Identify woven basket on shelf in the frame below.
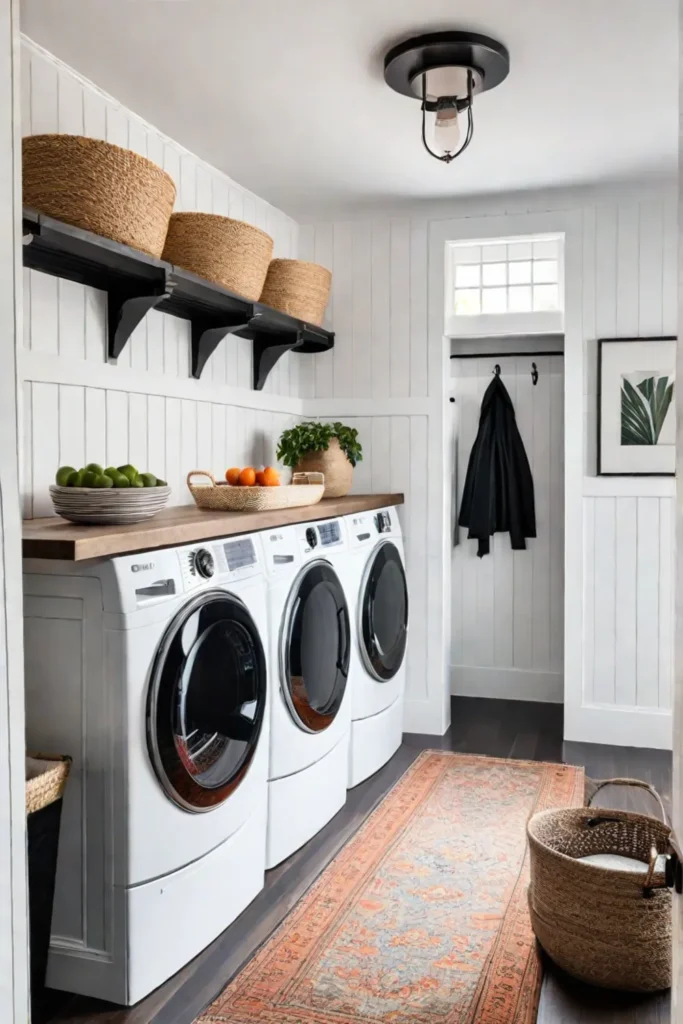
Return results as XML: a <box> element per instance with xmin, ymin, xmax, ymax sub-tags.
<box><xmin>527</xmin><ymin>778</ymin><xmax>673</xmax><ymax>992</ymax></box>
<box><xmin>260</xmin><ymin>258</ymin><xmax>331</xmax><ymax>325</ymax></box>
<box><xmin>23</xmin><ymin>134</ymin><xmax>176</xmax><ymax>258</ymax></box>
<box><xmin>294</xmin><ymin>438</ymin><xmax>353</xmax><ymax>498</ymax></box>
<box><xmin>162</xmin><ymin>213</ymin><xmax>273</xmax><ymax>300</ymax></box>
<box><xmin>187</xmin><ymin>471</ymin><xmax>325</xmax><ymax>512</ymax></box>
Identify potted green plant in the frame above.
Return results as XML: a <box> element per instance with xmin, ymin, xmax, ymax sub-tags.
<box><xmin>277</xmin><ymin>421</ymin><xmax>363</xmax><ymax>498</ymax></box>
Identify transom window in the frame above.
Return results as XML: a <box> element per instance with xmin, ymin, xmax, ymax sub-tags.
<box><xmin>446</xmin><ymin>235</ymin><xmax>564</xmax><ymax>337</ymax></box>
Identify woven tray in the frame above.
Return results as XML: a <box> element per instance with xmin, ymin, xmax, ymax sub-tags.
<box><xmin>187</xmin><ymin>471</ymin><xmax>325</xmax><ymax>512</ymax></box>
<box><xmin>50</xmin><ymin>484</ymin><xmax>171</xmax><ymax>524</ymax></box>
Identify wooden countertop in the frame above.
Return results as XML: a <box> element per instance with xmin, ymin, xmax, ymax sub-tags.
<box><xmin>22</xmin><ymin>493</ymin><xmax>404</xmax><ymax>562</ymax></box>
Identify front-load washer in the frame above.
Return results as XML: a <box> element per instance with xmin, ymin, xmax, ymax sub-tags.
<box><xmin>23</xmin><ymin>534</ymin><xmax>270</xmax><ymax>1005</ymax></box>
<box><xmin>262</xmin><ymin>517</ymin><xmax>353</xmax><ymax>868</ymax></box>
<box><xmin>345</xmin><ymin>506</ymin><xmax>408</xmax><ymax>787</ymax></box>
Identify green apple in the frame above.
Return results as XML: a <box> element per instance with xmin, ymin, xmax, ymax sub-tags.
<box><xmin>94</xmin><ymin>474</ymin><xmax>114</xmax><ymax>488</ymax></box>
<box><xmin>85</xmin><ymin>462</ymin><xmax>104</xmax><ymax>476</ymax></box>
<box><xmin>140</xmin><ymin>472</ymin><xmax>157</xmax><ymax>487</ymax></box>
<box><xmin>65</xmin><ymin>469</ymin><xmax>82</xmax><ymax>487</ymax></box>
<box><xmin>156</xmin><ymin>479</ymin><xmax>168</xmax><ymax>487</ymax></box>
<box><xmin>82</xmin><ymin>470</ymin><xmax>99</xmax><ymax>488</ymax></box>
<box><xmin>112</xmin><ymin>473</ymin><xmax>130</xmax><ymax>488</ymax></box>
<box><xmin>117</xmin><ymin>464</ymin><xmax>139</xmax><ymax>483</ymax></box>
<box><xmin>55</xmin><ymin>465</ymin><xmax>76</xmax><ymax>486</ymax></box>
<box><xmin>130</xmin><ymin>476</ymin><xmax>145</xmax><ymax>488</ymax></box>
<box><xmin>104</xmin><ymin>466</ymin><xmax>119</xmax><ymax>480</ymax></box>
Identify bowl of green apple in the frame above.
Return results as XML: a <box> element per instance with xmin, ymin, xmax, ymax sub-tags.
<box><xmin>50</xmin><ymin>463</ymin><xmax>171</xmax><ymax>524</ymax></box>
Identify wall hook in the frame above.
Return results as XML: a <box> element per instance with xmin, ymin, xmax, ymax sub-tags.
<box><xmin>493</xmin><ymin>364</ymin><xmax>501</xmax><ymax>376</ymax></box>
<box><xmin>531</xmin><ymin>362</ymin><xmax>538</xmax><ymax>386</ymax></box>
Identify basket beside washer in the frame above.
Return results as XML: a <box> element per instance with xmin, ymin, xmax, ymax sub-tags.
<box><xmin>527</xmin><ymin>778</ymin><xmax>673</xmax><ymax>992</ymax></box>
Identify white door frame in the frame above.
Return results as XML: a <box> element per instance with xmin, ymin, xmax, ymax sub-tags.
<box><xmin>0</xmin><ymin>0</ymin><xmax>28</xmax><ymax>1018</ymax></box>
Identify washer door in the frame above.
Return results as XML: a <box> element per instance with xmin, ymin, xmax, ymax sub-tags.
<box><xmin>147</xmin><ymin>590</ymin><xmax>266</xmax><ymax>812</ymax></box>
<box><xmin>360</xmin><ymin>541</ymin><xmax>409</xmax><ymax>681</ymax></box>
<box><xmin>282</xmin><ymin>560</ymin><xmax>350</xmax><ymax>733</ymax></box>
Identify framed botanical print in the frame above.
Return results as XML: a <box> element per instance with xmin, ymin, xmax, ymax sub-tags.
<box><xmin>597</xmin><ymin>336</ymin><xmax>676</xmax><ymax>475</ymax></box>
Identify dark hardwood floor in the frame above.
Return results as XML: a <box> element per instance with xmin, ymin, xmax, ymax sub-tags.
<box><xmin>45</xmin><ymin>697</ymin><xmax>672</xmax><ymax>1024</ymax></box>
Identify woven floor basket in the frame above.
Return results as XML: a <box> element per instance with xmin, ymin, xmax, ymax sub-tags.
<box><xmin>26</xmin><ymin>754</ymin><xmax>71</xmax><ymax>815</ymax></box>
<box><xmin>23</xmin><ymin>134</ymin><xmax>176</xmax><ymax>258</ymax></box>
<box><xmin>527</xmin><ymin>778</ymin><xmax>673</xmax><ymax>992</ymax></box>
<box><xmin>162</xmin><ymin>213</ymin><xmax>273</xmax><ymax>300</ymax></box>
<box><xmin>187</xmin><ymin>471</ymin><xmax>324</xmax><ymax>512</ymax></box>
<box><xmin>260</xmin><ymin>258</ymin><xmax>332</xmax><ymax>326</ymax></box>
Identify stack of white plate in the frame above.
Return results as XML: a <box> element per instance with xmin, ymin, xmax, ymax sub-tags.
<box><xmin>49</xmin><ymin>484</ymin><xmax>171</xmax><ymax>525</ymax></box>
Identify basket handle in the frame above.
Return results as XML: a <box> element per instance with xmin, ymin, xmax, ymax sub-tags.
<box><xmin>587</xmin><ymin>777</ymin><xmax>668</xmax><ymax>825</ymax></box>
<box><xmin>292</xmin><ymin>471</ymin><xmax>325</xmax><ymax>486</ymax></box>
<box><xmin>186</xmin><ymin>470</ymin><xmax>217</xmax><ymax>489</ymax></box>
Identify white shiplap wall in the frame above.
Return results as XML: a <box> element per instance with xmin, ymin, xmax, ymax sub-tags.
<box><xmin>302</xmin><ymin>184</ymin><xmax>677</xmax><ymax>746</ymax></box>
<box><xmin>21</xmin><ymin>36</ymin><xmax>310</xmax><ymax>519</ymax></box>
<box><xmin>450</xmin><ymin>355</ymin><xmax>564</xmax><ymax>703</ymax></box>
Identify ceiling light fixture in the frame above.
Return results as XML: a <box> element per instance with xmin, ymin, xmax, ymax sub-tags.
<box><xmin>384</xmin><ymin>31</ymin><xmax>510</xmax><ymax>165</ymax></box>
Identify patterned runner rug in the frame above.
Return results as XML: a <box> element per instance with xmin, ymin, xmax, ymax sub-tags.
<box><xmin>196</xmin><ymin>751</ymin><xmax>584</xmax><ymax>1024</ymax></box>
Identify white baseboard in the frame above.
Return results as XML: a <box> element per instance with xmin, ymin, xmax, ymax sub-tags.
<box><xmin>450</xmin><ymin>665</ymin><xmax>563</xmax><ymax>703</ymax></box>
<box><xmin>403</xmin><ymin>699</ymin><xmax>449</xmax><ymax>736</ymax></box>
<box><xmin>564</xmin><ymin>704</ymin><xmax>672</xmax><ymax>751</ymax></box>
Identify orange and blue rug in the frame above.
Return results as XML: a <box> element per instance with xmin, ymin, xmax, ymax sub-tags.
<box><xmin>196</xmin><ymin>751</ymin><xmax>584</xmax><ymax>1024</ymax></box>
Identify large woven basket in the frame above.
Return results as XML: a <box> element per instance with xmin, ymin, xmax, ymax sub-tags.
<box><xmin>50</xmin><ymin>484</ymin><xmax>171</xmax><ymax>524</ymax></box>
<box><xmin>23</xmin><ymin>134</ymin><xmax>176</xmax><ymax>258</ymax></box>
<box><xmin>187</xmin><ymin>471</ymin><xmax>324</xmax><ymax>512</ymax></box>
<box><xmin>295</xmin><ymin>438</ymin><xmax>353</xmax><ymax>498</ymax></box>
<box><xmin>26</xmin><ymin>754</ymin><xmax>71</xmax><ymax>815</ymax></box>
<box><xmin>527</xmin><ymin>778</ymin><xmax>673</xmax><ymax>992</ymax></box>
<box><xmin>162</xmin><ymin>213</ymin><xmax>273</xmax><ymax>300</ymax></box>
<box><xmin>260</xmin><ymin>258</ymin><xmax>331</xmax><ymax>325</ymax></box>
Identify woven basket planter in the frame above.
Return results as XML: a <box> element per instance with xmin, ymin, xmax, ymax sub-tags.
<box><xmin>260</xmin><ymin>258</ymin><xmax>331</xmax><ymax>326</ymax></box>
<box><xmin>162</xmin><ymin>213</ymin><xmax>273</xmax><ymax>300</ymax></box>
<box><xmin>187</xmin><ymin>471</ymin><xmax>324</xmax><ymax>512</ymax></box>
<box><xmin>527</xmin><ymin>778</ymin><xmax>673</xmax><ymax>992</ymax></box>
<box><xmin>294</xmin><ymin>438</ymin><xmax>353</xmax><ymax>498</ymax></box>
<box><xmin>23</xmin><ymin>134</ymin><xmax>176</xmax><ymax>258</ymax></box>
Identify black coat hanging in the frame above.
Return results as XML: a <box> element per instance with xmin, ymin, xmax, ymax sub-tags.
<box><xmin>458</xmin><ymin>371</ymin><xmax>536</xmax><ymax>557</ymax></box>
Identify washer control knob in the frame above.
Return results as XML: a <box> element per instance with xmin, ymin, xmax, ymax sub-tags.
<box><xmin>305</xmin><ymin>527</ymin><xmax>318</xmax><ymax>549</ymax></box>
<box><xmin>194</xmin><ymin>548</ymin><xmax>215</xmax><ymax>578</ymax></box>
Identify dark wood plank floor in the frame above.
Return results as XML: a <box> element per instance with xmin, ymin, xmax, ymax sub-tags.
<box><xmin>45</xmin><ymin>697</ymin><xmax>672</xmax><ymax>1024</ymax></box>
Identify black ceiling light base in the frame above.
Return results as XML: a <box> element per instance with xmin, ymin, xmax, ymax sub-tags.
<box><xmin>384</xmin><ymin>31</ymin><xmax>510</xmax><ymax>103</ymax></box>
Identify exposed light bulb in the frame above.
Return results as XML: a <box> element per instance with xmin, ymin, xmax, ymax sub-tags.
<box><xmin>433</xmin><ymin>99</ymin><xmax>460</xmax><ymax>157</ymax></box>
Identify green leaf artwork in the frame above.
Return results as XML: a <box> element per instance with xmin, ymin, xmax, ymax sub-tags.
<box><xmin>620</xmin><ymin>373</ymin><xmax>674</xmax><ymax>446</ymax></box>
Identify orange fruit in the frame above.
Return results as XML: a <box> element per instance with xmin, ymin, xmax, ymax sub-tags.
<box><xmin>225</xmin><ymin>467</ymin><xmax>241</xmax><ymax>485</ymax></box>
<box><xmin>239</xmin><ymin>467</ymin><xmax>256</xmax><ymax>487</ymax></box>
<box><xmin>262</xmin><ymin>466</ymin><xmax>280</xmax><ymax>487</ymax></box>
<box><xmin>255</xmin><ymin>470</ymin><xmax>266</xmax><ymax>486</ymax></box>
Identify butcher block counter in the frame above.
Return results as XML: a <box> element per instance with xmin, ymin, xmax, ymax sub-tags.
<box><xmin>23</xmin><ymin>493</ymin><xmax>405</xmax><ymax>562</ymax></box>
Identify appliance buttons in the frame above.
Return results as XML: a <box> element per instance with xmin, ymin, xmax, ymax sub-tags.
<box><xmin>305</xmin><ymin>527</ymin><xmax>318</xmax><ymax>549</ymax></box>
<box><xmin>193</xmin><ymin>548</ymin><xmax>215</xmax><ymax>578</ymax></box>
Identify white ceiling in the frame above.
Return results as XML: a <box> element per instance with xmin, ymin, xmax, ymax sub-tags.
<box><xmin>20</xmin><ymin>0</ymin><xmax>678</xmax><ymax>218</ymax></box>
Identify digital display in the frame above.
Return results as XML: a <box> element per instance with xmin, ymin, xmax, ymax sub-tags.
<box><xmin>319</xmin><ymin>521</ymin><xmax>341</xmax><ymax>546</ymax></box>
<box><xmin>224</xmin><ymin>538</ymin><xmax>256</xmax><ymax>571</ymax></box>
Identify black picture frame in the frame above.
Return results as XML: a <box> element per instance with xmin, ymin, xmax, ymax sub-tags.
<box><xmin>597</xmin><ymin>336</ymin><xmax>677</xmax><ymax>476</ymax></box>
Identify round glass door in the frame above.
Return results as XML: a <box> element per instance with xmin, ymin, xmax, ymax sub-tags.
<box><xmin>147</xmin><ymin>590</ymin><xmax>266</xmax><ymax>812</ymax></box>
<box><xmin>282</xmin><ymin>561</ymin><xmax>350</xmax><ymax>733</ymax></box>
<box><xmin>360</xmin><ymin>542</ymin><xmax>408</xmax><ymax>681</ymax></box>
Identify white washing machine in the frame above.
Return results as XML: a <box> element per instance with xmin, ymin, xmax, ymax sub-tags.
<box><xmin>262</xmin><ymin>517</ymin><xmax>353</xmax><ymax>868</ymax></box>
<box><xmin>23</xmin><ymin>535</ymin><xmax>270</xmax><ymax>1005</ymax></box>
<box><xmin>346</xmin><ymin>507</ymin><xmax>408</xmax><ymax>787</ymax></box>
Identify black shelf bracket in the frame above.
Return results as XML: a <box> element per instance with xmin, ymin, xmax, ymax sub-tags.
<box><xmin>191</xmin><ymin>313</ymin><xmax>254</xmax><ymax>379</ymax></box>
<box><xmin>253</xmin><ymin>329</ymin><xmax>305</xmax><ymax>390</ymax></box>
<box><xmin>108</xmin><ymin>271</ymin><xmax>175</xmax><ymax>361</ymax></box>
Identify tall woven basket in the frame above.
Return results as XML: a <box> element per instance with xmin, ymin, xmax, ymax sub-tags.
<box><xmin>23</xmin><ymin>134</ymin><xmax>176</xmax><ymax>258</ymax></box>
<box><xmin>260</xmin><ymin>258</ymin><xmax>331</xmax><ymax>325</ymax></box>
<box><xmin>26</xmin><ymin>754</ymin><xmax>72</xmax><ymax>1020</ymax></box>
<box><xmin>527</xmin><ymin>778</ymin><xmax>673</xmax><ymax>992</ymax></box>
<box><xmin>294</xmin><ymin>438</ymin><xmax>353</xmax><ymax>498</ymax></box>
<box><xmin>162</xmin><ymin>213</ymin><xmax>273</xmax><ymax>300</ymax></box>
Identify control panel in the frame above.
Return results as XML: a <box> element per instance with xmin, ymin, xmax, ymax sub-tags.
<box><xmin>178</xmin><ymin>536</ymin><xmax>262</xmax><ymax>590</ymax></box>
<box><xmin>262</xmin><ymin>528</ymin><xmax>301</xmax><ymax>576</ymax></box>
<box><xmin>348</xmin><ymin>508</ymin><xmax>397</xmax><ymax>549</ymax></box>
<box><xmin>295</xmin><ymin>518</ymin><xmax>346</xmax><ymax>557</ymax></box>
<box><xmin>375</xmin><ymin>510</ymin><xmax>393</xmax><ymax>534</ymax></box>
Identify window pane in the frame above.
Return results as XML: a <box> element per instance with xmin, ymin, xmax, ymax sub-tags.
<box><xmin>482</xmin><ymin>287</ymin><xmax>507</xmax><ymax>314</ymax></box>
<box><xmin>533</xmin><ymin>239</ymin><xmax>558</xmax><ymax>259</ymax></box>
<box><xmin>533</xmin><ymin>284</ymin><xmax>559</xmax><ymax>311</ymax></box>
<box><xmin>451</xmin><ymin>244</ymin><xmax>481</xmax><ymax>264</ymax></box>
<box><xmin>482</xmin><ymin>262</ymin><xmax>506</xmax><ymax>286</ymax></box>
<box><xmin>508</xmin><ymin>261</ymin><xmax>531</xmax><ymax>285</ymax></box>
<box><xmin>481</xmin><ymin>243</ymin><xmax>507</xmax><ymax>262</ymax></box>
<box><xmin>508</xmin><ymin>240</ymin><xmax>532</xmax><ymax>261</ymax></box>
<box><xmin>533</xmin><ymin>259</ymin><xmax>558</xmax><ymax>283</ymax></box>
<box><xmin>508</xmin><ymin>285</ymin><xmax>532</xmax><ymax>312</ymax></box>
<box><xmin>455</xmin><ymin>263</ymin><xmax>481</xmax><ymax>287</ymax></box>
<box><xmin>454</xmin><ymin>288</ymin><xmax>481</xmax><ymax>315</ymax></box>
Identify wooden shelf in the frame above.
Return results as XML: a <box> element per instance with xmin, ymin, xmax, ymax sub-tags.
<box><xmin>22</xmin><ymin>208</ymin><xmax>334</xmax><ymax>389</ymax></box>
<box><xmin>22</xmin><ymin>494</ymin><xmax>404</xmax><ymax>562</ymax></box>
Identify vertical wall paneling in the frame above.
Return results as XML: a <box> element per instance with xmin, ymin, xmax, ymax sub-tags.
<box><xmin>636</xmin><ymin>497</ymin><xmax>661</xmax><ymax>708</ymax></box>
<box><xmin>351</xmin><ymin>222</ymin><xmax>372</xmax><ymax>401</ymax></box>
<box><xmin>409</xmin><ymin>222</ymin><xmax>429</xmax><ymax>399</ymax></box>
<box><xmin>592</xmin><ymin>498</ymin><xmax>617</xmax><ymax>704</ymax></box>
<box><xmin>370</xmin><ymin>222</ymin><xmax>391</xmax><ymax>400</ymax></box>
<box><xmin>614</xmin><ymin>497</ymin><xmax>638</xmax><ymax>706</ymax></box>
<box><xmin>389</xmin><ymin>222</ymin><xmax>411</xmax><ymax>399</ymax></box>
<box><xmin>31</xmin><ymin>382</ymin><xmax>59</xmax><ymax>519</ymax></box>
